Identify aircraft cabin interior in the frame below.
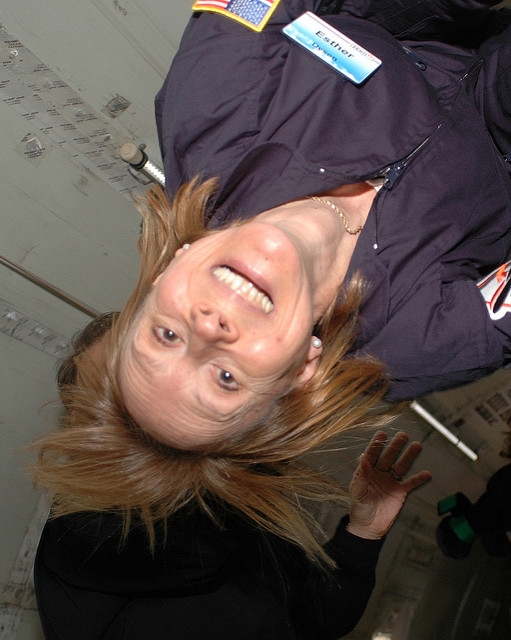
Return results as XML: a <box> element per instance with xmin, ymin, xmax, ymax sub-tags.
<box><xmin>1</xmin><ymin>1</ymin><xmax>511</xmax><ymax>638</ymax></box>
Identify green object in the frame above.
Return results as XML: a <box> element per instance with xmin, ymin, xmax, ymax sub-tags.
<box><xmin>449</xmin><ymin>514</ymin><xmax>477</xmax><ymax>543</ymax></box>
<box><xmin>438</xmin><ymin>494</ymin><xmax>459</xmax><ymax>516</ymax></box>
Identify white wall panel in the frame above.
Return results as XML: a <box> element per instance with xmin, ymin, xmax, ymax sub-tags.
<box><xmin>0</xmin><ymin>3</ymin><xmax>191</xmax><ymax>637</ymax></box>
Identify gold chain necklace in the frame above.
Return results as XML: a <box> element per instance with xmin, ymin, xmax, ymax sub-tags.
<box><xmin>308</xmin><ymin>196</ymin><xmax>364</xmax><ymax>235</ymax></box>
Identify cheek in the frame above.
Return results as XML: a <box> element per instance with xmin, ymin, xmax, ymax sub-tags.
<box><xmin>156</xmin><ymin>275</ymin><xmax>186</xmax><ymax>308</ymax></box>
<box><xmin>243</xmin><ymin>338</ymin><xmax>303</xmax><ymax>377</ymax></box>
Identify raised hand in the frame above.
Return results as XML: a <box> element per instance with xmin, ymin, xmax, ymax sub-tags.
<box><xmin>346</xmin><ymin>430</ymin><xmax>432</xmax><ymax>540</ymax></box>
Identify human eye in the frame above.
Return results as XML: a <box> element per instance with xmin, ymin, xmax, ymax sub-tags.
<box><xmin>153</xmin><ymin>327</ymin><xmax>181</xmax><ymax>345</ymax></box>
<box><xmin>216</xmin><ymin>368</ymin><xmax>239</xmax><ymax>392</ymax></box>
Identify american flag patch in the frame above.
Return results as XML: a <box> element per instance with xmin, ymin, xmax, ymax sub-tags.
<box><xmin>192</xmin><ymin>0</ymin><xmax>281</xmax><ymax>32</ymax></box>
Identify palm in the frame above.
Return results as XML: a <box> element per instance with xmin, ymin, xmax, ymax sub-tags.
<box><xmin>348</xmin><ymin>431</ymin><xmax>431</xmax><ymax>539</ymax></box>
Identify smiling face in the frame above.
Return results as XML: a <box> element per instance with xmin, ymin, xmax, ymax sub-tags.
<box><xmin>120</xmin><ymin>218</ymin><xmax>324</xmax><ymax>449</ymax></box>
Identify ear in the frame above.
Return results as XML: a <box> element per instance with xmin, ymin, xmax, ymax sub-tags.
<box><xmin>174</xmin><ymin>243</ymin><xmax>191</xmax><ymax>259</ymax></box>
<box><xmin>291</xmin><ymin>336</ymin><xmax>322</xmax><ymax>390</ymax></box>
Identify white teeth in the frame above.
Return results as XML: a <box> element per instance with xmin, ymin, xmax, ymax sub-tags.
<box><xmin>212</xmin><ymin>266</ymin><xmax>274</xmax><ymax>314</ymax></box>
<box><xmin>231</xmin><ymin>274</ymin><xmax>243</xmax><ymax>289</ymax></box>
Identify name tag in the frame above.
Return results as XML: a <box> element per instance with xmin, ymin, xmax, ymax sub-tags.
<box><xmin>283</xmin><ymin>12</ymin><xmax>382</xmax><ymax>84</ymax></box>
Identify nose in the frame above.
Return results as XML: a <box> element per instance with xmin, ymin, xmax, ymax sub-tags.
<box><xmin>190</xmin><ymin>304</ymin><xmax>239</xmax><ymax>345</ymax></box>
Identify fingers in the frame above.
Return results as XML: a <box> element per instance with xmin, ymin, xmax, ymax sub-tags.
<box><xmin>364</xmin><ymin>430</ymin><xmax>430</xmax><ymax>483</ymax></box>
<box><xmin>362</xmin><ymin>430</ymin><xmax>388</xmax><ymax>468</ymax></box>
<box><xmin>391</xmin><ymin>440</ymin><xmax>423</xmax><ymax>478</ymax></box>
<box><xmin>401</xmin><ymin>470</ymin><xmax>432</xmax><ymax>494</ymax></box>
<box><xmin>369</xmin><ymin>431</ymin><xmax>409</xmax><ymax>472</ymax></box>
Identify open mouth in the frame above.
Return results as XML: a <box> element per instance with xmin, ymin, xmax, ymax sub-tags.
<box><xmin>212</xmin><ymin>266</ymin><xmax>274</xmax><ymax>314</ymax></box>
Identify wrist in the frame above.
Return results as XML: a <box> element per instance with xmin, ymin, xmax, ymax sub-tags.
<box><xmin>346</xmin><ymin>521</ymin><xmax>384</xmax><ymax>540</ymax></box>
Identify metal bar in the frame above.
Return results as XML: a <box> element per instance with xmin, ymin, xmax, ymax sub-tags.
<box><xmin>0</xmin><ymin>255</ymin><xmax>99</xmax><ymax>318</ymax></box>
<box><xmin>410</xmin><ymin>400</ymin><xmax>479</xmax><ymax>462</ymax></box>
<box><xmin>120</xmin><ymin>142</ymin><xmax>165</xmax><ymax>187</ymax></box>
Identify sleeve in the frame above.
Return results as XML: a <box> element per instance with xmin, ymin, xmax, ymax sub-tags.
<box><xmin>339</xmin><ymin>0</ymin><xmax>502</xmax><ymax>40</ymax></box>
<box><xmin>154</xmin><ymin>9</ymin><xmax>282</xmax><ymax>199</ymax></box>
<box><xmin>34</xmin><ymin>516</ymin><xmax>130</xmax><ymax>640</ymax></box>
<box><xmin>477</xmin><ymin>16</ymin><xmax>511</xmax><ymax>159</ymax></box>
<box><xmin>369</xmin><ymin>277</ymin><xmax>509</xmax><ymax>402</ymax></box>
<box><xmin>154</xmin><ymin>0</ymin><xmax>329</xmax><ymax>201</ymax></box>
<box><xmin>288</xmin><ymin>519</ymin><xmax>384</xmax><ymax>639</ymax></box>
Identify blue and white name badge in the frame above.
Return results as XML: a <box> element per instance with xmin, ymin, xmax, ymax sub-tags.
<box><xmin>283</xmin><ymin>12</ymin><xmax>381</xmax><ymax>84</ymax></box>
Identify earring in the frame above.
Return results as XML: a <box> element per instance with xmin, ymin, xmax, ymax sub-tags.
<box><xmin>182</xmin><ymin>243</ymin><xmax>191</xmax><ymax>250</ymax></box>
<box><xmin>312</xmin><ymin>336</ymin><xmax>322</xmax><ymax>348</ymax></box>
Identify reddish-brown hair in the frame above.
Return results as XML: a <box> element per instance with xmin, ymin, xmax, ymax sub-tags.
<box><xmin>32</xmin><ymin>179</ymin><xmax>393</xmax><ymax>568</ymax></box>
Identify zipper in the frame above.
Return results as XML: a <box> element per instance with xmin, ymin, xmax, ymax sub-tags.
<box><xmin>381</xmin><ymin>124</ymin><xmax>442</xmax><ymax>190</ymax></box>
<box><xmin>402</xmin><ymin>46</ymin><xmax>428</xmax><ymax>71</ymax></box>
<box><xmin>458</xmin><ymin>58</ymin><xmax>483</xmax><ymax>84</ymax></box>
<box><xmin>365</xmin><ymin>123</ymin><xmax>442</xmax><ymax>250</ymax></box>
